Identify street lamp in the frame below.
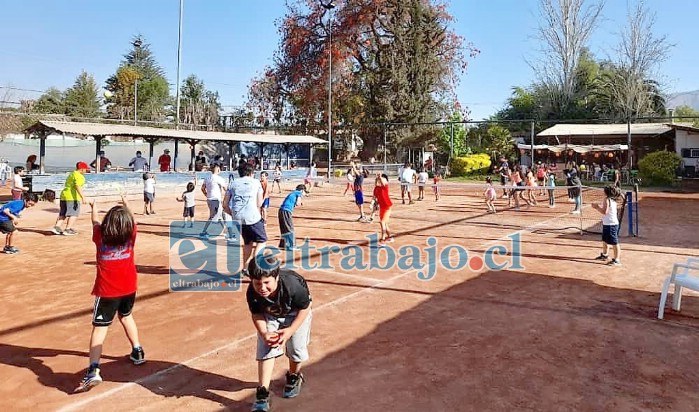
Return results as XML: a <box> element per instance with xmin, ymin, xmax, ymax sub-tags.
<box><xmin>175</xmin><ymin>0</ymin><xmax>184</xmax><ymax>130</ymax></box>
<box><xmin>133</xmin><ymin>39</ymin><xmax>142</xmax><ymax>125</ymax></box>
<box><xmin>320</xmin><ymin>0</ymin><xmax>335</xmax><ymax>180</ymax></box>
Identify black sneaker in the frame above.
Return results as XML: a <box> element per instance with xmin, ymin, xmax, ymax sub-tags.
<box><xmin>251</xmin><ymin>386</ymin><xmax>270</xmax><ymax>411</ymax></box>
<box><xmin>595</xmin><ymin>253</ymin><xmax>608</xmax><ymax>261</ymax></box>
<box><xmin>3</xmin><ymin>246</ymin><xmax>18</xmax><ymax>254</ymax></box>
<box><xmin>129</xmin><ymin>347</ymin><xmax>146</xmax><ymax>365</ymax></box>
<box><xmin>608</xmin><ymin>259</ymin><xmax>621</xmax><ymax>266</ymax></box>
<box><xmin>283</xmin><ymin>371</ymin><xmax>304</xmax><ymax>398</ymax></box>
<box><xmin>74</xmin><ymin>365</ymin><xmax>102</xmax><ymax>393</ymax></box>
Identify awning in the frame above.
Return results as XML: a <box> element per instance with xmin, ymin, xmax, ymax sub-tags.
<box><xmin>517</xmin><ymin>144</ymin><xmax>629</xmax><ymax>153</ymax></box>
<box><xmin>24</xmin><ymin>120</ymin><xmax>328</xmax><ymax>144</ymax></box>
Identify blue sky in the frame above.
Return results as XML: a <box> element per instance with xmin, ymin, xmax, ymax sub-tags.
<box><xmin>0</xmin><ymin>1</ymin><xmax>697</xmax><ymax>120</ymax></box>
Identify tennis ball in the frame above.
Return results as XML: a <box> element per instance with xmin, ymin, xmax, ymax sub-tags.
<box><xmin>104</xmin><ymin>90</ymin><xmax>113</xmax><ymax>99</ymax></box>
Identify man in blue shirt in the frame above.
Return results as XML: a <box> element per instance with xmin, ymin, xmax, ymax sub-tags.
<box><xmin>0</xmin><ymin>193</ymin><xmax>38</xmax><ymax>254</ymax></box>
<box><xmin>278</xmin><ymin>185</ymin><xmax>306</xmax><ymax>250</ymax></box>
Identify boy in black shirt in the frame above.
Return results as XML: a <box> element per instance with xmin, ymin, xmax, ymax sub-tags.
<box><xmin>247</xmin><ymin>254</ymin><xmax>312</xmax><ymax>411</ymax></box>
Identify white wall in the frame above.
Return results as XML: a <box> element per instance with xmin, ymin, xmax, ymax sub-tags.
<box><xmin>675</xmin><ymin>130</ymin><xmax>699</xmax><ymax>167</ymax></box>
<box><xmin>0</xmin><ymin>133</ymin><xmax>222</xmax><ymax>172</ymax></box>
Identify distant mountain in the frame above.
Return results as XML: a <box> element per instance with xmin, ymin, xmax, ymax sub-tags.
<box><xmin>667</xmin><ymin>90</ymin><xmax>699</xmax><ymax>111</ymax></box>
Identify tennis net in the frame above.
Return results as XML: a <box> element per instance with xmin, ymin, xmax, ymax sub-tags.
<box><xmin>350</xmin><ymin>180</ymin><xmax>627</xmax><ymax>235</ymax></box>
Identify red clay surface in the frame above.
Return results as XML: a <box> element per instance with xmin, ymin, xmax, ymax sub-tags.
<box><xmin>1</xmin><ymin>180</ymin><xmax>698</xmax><ymax>411</ymax></box>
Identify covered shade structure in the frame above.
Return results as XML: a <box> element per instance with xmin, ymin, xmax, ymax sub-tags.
<box><xmin>24</xmin><ymin>120</ymin><xmax>327</xmax><ymax>174</ymax></box>
<box><xmin>535</xmin><ymin>123</ymin><xmax>693</xmax><ymax>168</ymax></box>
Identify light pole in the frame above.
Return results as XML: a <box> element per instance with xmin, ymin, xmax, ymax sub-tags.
<box><xmin>175</xmin><ymin>0</ymin><xmax>184</xmax><ymax>130</ymax></box>
<box><xmin>133</xmin><ymin>39</ymin><xmax>142</xmax><ymax>125</ymax></box>
<box><xmin>320</xmin><ymin>0</ymin><xmax>335</xmax><ymax>180</ymax></box>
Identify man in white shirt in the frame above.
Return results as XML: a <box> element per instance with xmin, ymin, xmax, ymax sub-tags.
<box><xmin>223</xmin><ymin>163</ymin><xmax>267</xmax><ymax>275</ymax></box>
<box><xmin>199</xmin><ymin>164</ymin><xmax>228</xmax><ymax>238</ymax></box>
<box><xmin>400</xmin><ymin>162</ymin><xmax>417</xmax><ymax>204</ymax></box>
<box><xmin>0</xmin><ymin>159</ymin><xmax>11</xmax><ymax>187</ymax></box>
<box><xmin>128</xmin><ymin>151</ymin><xmax>149</xmax><ymax>172</ymax></box>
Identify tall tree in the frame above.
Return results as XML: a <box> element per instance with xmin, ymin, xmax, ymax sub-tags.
<box><xmin>179</xmin><ymin>75</ymin><xmax>221</xmax><ymax>128</ymax></box>
<box><xmin>64</xmin><ymin>71</ymin><xmax>101</xmax><ymax>118</ymax></box>
<box><xmin>594</xmin><ymin>0</ymin><xmax>670</xmax><ymax>121</ymax></box>
<box><xmin>248</xmin><ymin>0</ymin><xmax>477</xmax><ymax>158</ymax></box>
<box><xmin>105</xmin><ymin>35</ymin><xmax>171</xmax><ymax>122</ymax></box>
<box><xmin>33</xmin><ymin>87</ymin><xmax>65</xmax><ymax>114</ymax></box>
<box><xmin>533</xmin><ymin>0</ymin><xmax>604</xmax><ymax>117</ymax></box>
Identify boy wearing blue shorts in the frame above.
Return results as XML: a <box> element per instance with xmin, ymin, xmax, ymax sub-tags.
<box><xmin>248</xmin><ymin>254</ymin><xmax>312</xmax><ymax>412</ymax></box>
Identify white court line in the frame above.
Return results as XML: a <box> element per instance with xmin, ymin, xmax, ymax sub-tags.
<box><xmin>57</xmin><ymin>209</ymin><xmax>570</xmax><ymax>411</ymax></box>
<box><xmin>309</xmin><ymin>268</ymin><xmax>384</xmax><ymax>284</ymax></box>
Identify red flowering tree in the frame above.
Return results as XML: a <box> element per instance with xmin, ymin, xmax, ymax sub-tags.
<box><xmin>248</xmin><ymin>0</ymin><xmax>478</xmax><ymax>159</ymax></box>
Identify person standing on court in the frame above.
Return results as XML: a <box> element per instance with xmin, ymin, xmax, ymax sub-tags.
<box><xmin>278</xmin><ymin>184</ymin><xmax>306</xmax><ymax>250</ymax></box>
<box><xmin>158</xmin><ymin>149</ymin><xmax>172</xmax><ymax>172</ymax></box>
<box><xmin>199</xmin><ymin>164</ymin><xmax>227</xmax><ymax>238</ymax></box>
<box><xmin>223</xmin><ymin>163</ymin><xmax>267</xmax><ymax>274</ymax></box>
<box><xmin>400</xmin><ymin>162</ymin><xmax>417</xmax><ymax>205</ymax></box>
<box><xmin>128</xmin><ymin>151</ymin><xmax>149</xmax><ymax>172</ymax></box>
<box><xmin>52</xmin><ymin>162</ymin><xmax>89</xmax><ymax>236</ymax></box>
<box><xmin>247</xmin><ymin>254</ymin><xmax>312</xmax><ymax>411</ymax></box>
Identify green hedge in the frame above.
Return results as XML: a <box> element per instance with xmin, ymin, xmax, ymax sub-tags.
<box><xmin>450</xmin><ymin>153</ymin><xmax>492</xmax><ymax>177</ymax></box>
<box><xmin>638</xmin><ymin>150</ymin><xmax>682</xmax><ymax>185</ymax></box>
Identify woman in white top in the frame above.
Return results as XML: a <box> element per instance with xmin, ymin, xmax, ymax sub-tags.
<box><xmin>592</xmin><ymin>185</ymin><xmax>622</xmax><ymax>266</ymax></box>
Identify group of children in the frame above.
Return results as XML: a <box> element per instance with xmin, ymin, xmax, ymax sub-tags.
<box><xmin>0</xmin><ymin>157</ymin><xmax>624</xmax><ymax>412</ymax></box>
<box><xmin>490</xmin><ymin>160</ymin><xmax>571</xmax><ymax>213</ymax></box>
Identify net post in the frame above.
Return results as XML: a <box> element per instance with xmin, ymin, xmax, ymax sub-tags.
<box><xmin>626</xmin><ymin>191</ymin><xmax>634</xmax><ymax>237</ymax></box>
<box><xmin>633</xmin><ymin>183</ymin><xmax>639</xmax><ymax>237</ymax></box>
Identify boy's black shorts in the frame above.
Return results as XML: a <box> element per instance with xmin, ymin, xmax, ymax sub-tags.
<box><xmin>0</xmin><ymin>220</ymin><xmax>16</xmax><ymax>234</ymax></box>
<box><xmin>92</xmin><ymin>293</ymin><xmax>136</xmax><ymax>326</ymax></box>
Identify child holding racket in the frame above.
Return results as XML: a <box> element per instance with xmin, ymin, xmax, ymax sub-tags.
<box><xmin>75</xmin><ymin>194</ymin><xmax>145</xmax><ymax>393</ymax></box>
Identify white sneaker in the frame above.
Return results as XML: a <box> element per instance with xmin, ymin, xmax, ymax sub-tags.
<box><xmin>571</xmin><ymin>210</ymin><xmax>581</xmax><ymax>215</ymax></box>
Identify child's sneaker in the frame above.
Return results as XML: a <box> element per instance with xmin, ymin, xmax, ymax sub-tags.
<box><xmin>129</xmin><ymin>347</ymin><xmax>146</xmax><ymax>365</ymax></box>
<box><xmin>251</xmin><ymin>386</ymin><xmax>271</xmax><ymax>411</ymax></box>
<box><xmin>62</xmin><ymin>228</ymin><xmax>78</xmax><ymax>236</ymax></box>
<box><xmin>608</xmin><ymin>259</ymin><xmax>621</xmax><ymax>266</ymax></box>
<box><xmin>595</xmin><ymin>253</ymin><xmax>608</xmax><ymax>261</ymax></box>
<box><xmin>74</xmin><ymin>366</ymin><xmax>102</xmax><ymax>393</ymax></box>
<box><xmin>283</xmin><ymin>371</ymin><xmax>304</xmax><ymax>398</ymax></box>
<box><xmin>51</xmin><ymin>226</ymin><xmax>63</xmax><ymax>235</ymax></box>
<box><xmin>3</xmin><ymin>246</ymin><xmax>18</xmax><ymax>254</ymax></box>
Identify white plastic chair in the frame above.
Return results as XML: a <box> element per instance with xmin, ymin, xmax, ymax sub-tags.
<box><xmin>658</xmin><ymin>258</ymin><xmax>699</xmax><ymax>319</ymax></box>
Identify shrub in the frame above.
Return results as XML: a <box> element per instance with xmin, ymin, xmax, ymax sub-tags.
<box><xmin>450</xmin><ymin>153</ymin><xmax>492</xmax><ymax>177</ymax></box>
<box><xmin>638</xmin><ymin>150</ymin><xmax>682</xmax><ymax>185</ymax></box>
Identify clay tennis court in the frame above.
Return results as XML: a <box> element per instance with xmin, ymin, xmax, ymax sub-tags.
<box><xmin>1</xmin><ymin>181</ymin><xmax>699</xmax><ymax>411</ymax></box>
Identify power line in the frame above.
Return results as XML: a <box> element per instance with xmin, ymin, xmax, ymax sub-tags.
<box><xmin>0</xmin><ymin>86</ymin><xmax>45</xmax><ymax>93</ymax></box>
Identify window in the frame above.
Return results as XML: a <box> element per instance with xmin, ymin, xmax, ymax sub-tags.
<box><xmin>681</xmin><ymin>148</ymin><xmax>699</xmax><ymax>158</ymax></box>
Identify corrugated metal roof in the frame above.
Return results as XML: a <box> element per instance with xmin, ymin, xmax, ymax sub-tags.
<box><xmin>25</xmin><ymin>120</ymin><xmax>328</xmax><ymax>144</ymax></box>
<box><xmin>536</xmin><ymin>123</ymin><xmax>687</xmax><ymax>137</ymax></box>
